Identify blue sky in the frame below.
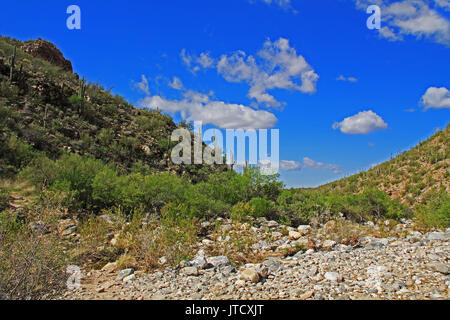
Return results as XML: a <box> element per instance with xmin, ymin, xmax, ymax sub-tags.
<box><xmin>1</xmin><ymin>0</ymin><xmax>449</xmax><ymax>187</ymax></box>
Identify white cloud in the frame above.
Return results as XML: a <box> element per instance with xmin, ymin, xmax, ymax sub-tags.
<box><xmin>185</xmin><ymin>37</ymin><xmax>319</xmax><ymax>108</ymax></box>
<box><xmin>280</xmin><ymin>158</ymin><xmax>343</xmax><ymax>174</ymax></box>
<box><xmin>180</xmin><ymin>49</ymin><xmax>215</xmax><ymax>74</ymax></box>
<box><xmin>337</xmin><ymin>75</ymin><xmax>358</xmax><ymax>82</ymax></box>
<box><xmin>138</xmin><ymin>89</ymin><xmax>278</xmax><ymax>129</ymax></box>
<box><xmin>355</xmin><ymin>0</ymin><xmax>450</xmax><ymax>46</ymax></box>
<box><xmin>252</xmin><ymin>0</ymin><xmax>293</xmax><ymax>10</ymax></box>
<box><xmin>379</xmin><ymin>26</ymin><xmax>404</xmax><ymax>41</ymax></box>
<box><xmin>302</xmin><ymin>157</ymin><xmax>344</xmax><ymax>174</ymax></box>
<box><xmin>420</xmin><ymin>86</ymin><xmax>450</xmax><ymax>109</ymax></box>
<box><xmin>168</xmin><ymin>76</ymin><xmax>184</xmax><ymax>90</ymax></box>
<box><xmin>332</xmin><ymin>110</ymin><xmax>388</xmax><ymax>134</ymax></box>
<box><xmin>135</xmin><ymin>75</ymin><xmax>150</xmax><ymax>95</ymax></box>
<box><xmin>434</xmin><ymin>0</ymin><xmax>450</xmax><ymax>11</ymax></box>
<box><xmin>280</xmin><ymin>160</ymin><xmax>302</xmax><ymax>171</ymax></box>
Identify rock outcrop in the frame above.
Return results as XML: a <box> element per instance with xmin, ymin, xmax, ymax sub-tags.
<box><xmin>21</xmin><ymin>39</ymin><xmax>73</xmax><ymax>72</ymax></box>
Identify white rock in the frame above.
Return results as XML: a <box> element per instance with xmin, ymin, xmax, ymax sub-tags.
<box><xmin>322</xmin><ymin>240</ymin><xmax>337</xmax><ymax>250</ymax></box>
<box><xmin>123</xmin><ymin>274</ymin><xmax>136</xmax><ymax>282</ymax></box>
<box><xmin>207</xmin><ymin>256</ymin><xmax>231</xmax><ymax>268</ymax></box>
<box><xmin>240</xmin><ymin>269</ymin><xmax>260</xmax><ymax>283</ymax></box>
<box><xmin>267</xmin><ymin>220</ymin><xmax>279</xmax><ymax>228</ymax></box>
<box><xmin>324</xmin><ymin>272</ymin><xmax>343</xmax><ymax>282</ymax></box>
<box><xmin>116</xmin><ymin>268</ymin><xmax>134</xmax><ymax>280</ymax></box>
<box><xmin>297</xmin><ymin>225</ymin><xmax>311</xmax><ymax>235</ymax></box>
<box><xmin>182</xmin><ymin>267</ymin><xmax>199</xmax><ymax>276</ymax></box>
<box><xmin>289</xmin><ymin>231</ymin><xmax>302</xmax><ymax>240</ymax></box>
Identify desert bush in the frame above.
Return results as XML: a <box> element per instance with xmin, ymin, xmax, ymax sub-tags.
<box><xmin>230</xmin><ymin>202</ymin><xmax>253</xmax><ymax>222</ymax></box>
<box><xmin>0</xmin><ymin>211</ymin><xmax>67</xmax><ymax>300</ymax></box>
<box><xmin>134</xmin><ymin>215</ymin><xmax>198</xmax><ymax>270</ymax></box>
<box><xmin>343</xmin><ymin>188</ymin><xmax>410</xmax><ymax>221</ymax></box>
<box><xmin>74</xmin><ymin>213</ymin><xmax>121</xmax><ymax>268</ymax></box>
<box><xmin>415</xmin><ymin>189</ymin><xmax>450</xmax><ymax>228</ymax></box>
<box><xmin>248</xmin><ymin>197</ymin><xmax>275</xmax><ymax>218</ymax></box>
<box><xmin>0</xmin><ymin>187</ymin><xmax>9</xmax><ymax>211</ymax></box>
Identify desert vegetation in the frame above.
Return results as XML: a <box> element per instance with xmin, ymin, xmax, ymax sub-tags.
<box><xmin>0</xmin><ymin>35</ymin><xmax>448</xmax><ymax>300</ymax></box>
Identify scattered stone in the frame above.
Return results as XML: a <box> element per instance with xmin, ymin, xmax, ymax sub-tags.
<box><xmin>116</xmin><ymin>268</ymin><xmax>134</xmax><ymax>281</ymax></box>
<box><xmin>63</xmin><ymin>218</ymin><xmax>449</xmax><ymax>301</ymax></box>
<box><xmin>240</xmin><ymin>269</ymin><xmax>260</xmax><ymax>283</ymax></box>
<box><xmin>288</xmin><ymin>231</ymin><xmax>302</xmax><ymax>240</ymax></box>
<box><xmin>430</xmin><ymin>263</ymin><xmax>448</xmax><ymax>275</ymax></box>
<box><xmin>189</xmin><ymin>255</ymin><xmax>208</xmax><ymax>269</ymax></box>
<box><xmin>324</xmin><ymin>272</ymin><xmax>343</xmax><ymax>282</ymax></box>
<box><xmin>182</xmin><ymin>267</ymin><xmax>199</xmax><ymax>276</ymax></box>
<box><xmin>267</xmin><ymin>220</ymin><xmax>278</xmax><ymax>228</ymax></box>
<box><xmin>62</xmin><ymin>226</ymin><xmax>77</xmax><ymax>236</ymax></box>
<box><xmin>159</xmin><ymin>256</ymin><xmax>167</xmax><ymax>265</ymax></box>
<box><xmin>298</xmin><ymin>290</ymin><xmax>314</xmax><ymax>300</ymax></box>
<box><xmin>365</xmin><ymin>238</ymin><xmax>389</xmax><ymax>249</ymax></box>
<box><xmin>101</xmin><ymin>262</ymin><xmax>117</xmax><ymax>272</ymax></box>
<box><xmin>322</xmin><ymin>240</ymin><xmax>337</xmax><ymax>250</ymax></box>
<box><xmin>297</xmin><ymin>225</ymin><xmax>311</xmax><ymax>235</ymax></box>
<box><xmin>427</xmin><ymin>232</ymin><xmax>447</xmax><ymax>241</ymax></box>
<box><xmin>256</xmin><ymin>265</ymin><xmax>269</xmax><ymax>278</ymax></box>
<box><xmin>123</xmin><ymin>274</ymin><xmax>136</xmax><ymax>282</ymax></box>
<box><xmin>207</xmin><ymin>256</ymin><xmax>231</xmax><ymax>268</ymax></box>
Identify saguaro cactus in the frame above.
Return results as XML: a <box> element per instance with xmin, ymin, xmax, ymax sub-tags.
<box><xmin>9</xmin><ymin>46</ymin><xmax>16</xmax><ymax>83</ymax></box>
<box><xmin>78</xmin><ymin>78</ymin><xmax>86</xmax><ymax>98</ymax></box>
<box><xmin>78</xmin><ymin>78</ymin><xmax>86</xmax><ymax>113</ymax></box>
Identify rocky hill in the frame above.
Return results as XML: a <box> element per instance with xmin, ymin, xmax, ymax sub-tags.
<box><xmin>320</xmin><ymin>125</ymin><xmax>449</xmax><ymax>207</ymax></box>
<box><xmin>0</xmin><ymin>35</ymin><xmax>224</xmax><ymax>181</ymax></box>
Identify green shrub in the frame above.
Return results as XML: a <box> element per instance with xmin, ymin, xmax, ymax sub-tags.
<box><xmin>230</xmin><ymin>202</ymin><xmax>253</xmax><ymax>222</ymax></box>
<box><xmin>248</xmin><ymin>197</ymin><xmax>274</xmax><ymax>218</ymax></box>
<box><xmin>415</xmin><ymin>189</ymin><xmax>450</xmax><ymax>228</ymax></box>
<box><xmin>0</xmin><ymin>187</ymin><xmax>10</xmax><ymax>211</ymax></box>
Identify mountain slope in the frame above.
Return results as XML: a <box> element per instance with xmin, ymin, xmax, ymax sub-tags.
<box><xmin>0</xmin><ymin>35</ymin><xmax>225</xmax><ymax>181</ymax></box>
<box><xmin>320</xmin><ymin>124</ymin><xmax>450</xmax><ymax>207</ymax></box>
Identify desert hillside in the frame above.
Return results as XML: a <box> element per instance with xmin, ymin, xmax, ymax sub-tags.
<box><xmin>0</xmin><ymin>36</ymin><xmax>224</xmax><ymax>181</ymax></box>
<box><xmin>320</xmin><ymin>125</ymin><xmax>449</xmax><ymax>207</ymax></box>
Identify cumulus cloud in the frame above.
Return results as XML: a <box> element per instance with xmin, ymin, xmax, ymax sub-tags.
<box><xmin>337</xmin><ymin>75</ymin><xmax>358</xmax><ymax>82</ymax></box>
<box><xmin>332</xmin><ymin>110</ymin><xmax>388</xmax><ymax>134</ymax></box>
<box><xmin>280</xmin><ymin>158</ymin><xmax>343</xmax><ymax>174</ymax></box>
<box><xmin>183</xmin><ymin>38</ymin><xmax>318</xmax><ymax>108</ymax></box>
<box><xmin>168</xmin><ymin>76</ymin><xmax>184</xmax><ymax>90</ymax></box>
<box><xmin>420</xmin><ymin>86</ymin><xmax>450</xmax><ymax>109</ymax></box>
<box><xmin>355</xmin><ymin>0</ymin><xmax>450</xmax><ymax>46</ymax></box>
<box><xmin>138</xmin><ymin>89</ymin><xmax>278</xmax><ymax>129</ymax></box>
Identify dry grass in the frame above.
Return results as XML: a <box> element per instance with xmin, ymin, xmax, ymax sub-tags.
<box><xmin>0</xmin><ymin>210</ymin><xmax>67</xmax><ymax>300</ymax></box>
<box><xmin>206</xmin><ymin>221</ymin><xmax>273</xmax><ymax>266</ymax></box>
